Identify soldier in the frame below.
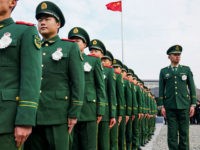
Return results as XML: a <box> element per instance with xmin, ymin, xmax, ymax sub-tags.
<box><xmin>122</xmin><ymin>65</ymin><xmax>132</xmax><ymax>150</ymax></box>
<box><xmin>159</xmin><ymin>45</ymin><xmax>197</xmax><ymax>150</ymax></box>
<box><xmin>127</xmin><ymin>70</ymin><xmax>142</xmax><ymax>150</ymax></box>
<box><xmin>112</xmin><ymin>59</ymin><xmax>125</xmax><ymax>150</ymax></box>
<box><xmin>92</xmin><ymin>48</ymin><xmax>117</xmax><ymax>150</ymax></box>
<box><xmin>0</xmin><ymin>0</ymin><xmax>42</xmax><ymax>149</ymax></box>
<box><xmin>24</xmin><ymin>2</ymin><xmax>84</xmax><ymax>150</ymax></box>
<box><xmin>68</xmin><ymin>31</ymin><xmax>106</xmax><ymax>149</ymax></box>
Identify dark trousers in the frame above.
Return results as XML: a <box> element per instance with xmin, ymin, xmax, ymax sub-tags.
<box><xmin>110</xmin><ymin>122</ymin><xmax>118</xmax><ymax>150</ymax></box>
<box><xmin>0</xmin><ymin>133</ymin><xmax>17</xmax><ymax>150</ymax></box>
<box><xmin>24</xmin><ymin>124</ymin><xmax>69</xmax><ymax>150</ymax></box>
<box><xmin>98</xmin><ymin>121</ymin><xmax>110</xmax><ymax>150</ymax></box>
<box><xmin>166</xmin><ymin>109</ymin><xmax>189</xmax><ymax>150</ymax></box>
<box><xmin>132</xmin><ymin>116</ymin><xmax>140</xmax><ymax>150</ymax></box>
<box><xmin>72</xmin><ymin>121</ymin><xmax>97</xmax><ymax>150</ymax></box>
<box><xmin>118</xmin><ymin>116</ymin><xmax>126</xmax><ymax>150</ymax></box>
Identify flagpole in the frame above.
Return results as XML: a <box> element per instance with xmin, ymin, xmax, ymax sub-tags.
<box><xmin>121</xmin><ymin>0</ymin><xmax>124</xmax><ymax>63</ymax></box>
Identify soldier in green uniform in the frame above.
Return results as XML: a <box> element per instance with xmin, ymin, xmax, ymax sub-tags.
<box><xmin>122</xmin><ymin>65</ymin><xmax>132</xmax><ymax>150</ymax></box>
<box><xmin>24</xmin><ymin>2</ymin><xmax>84</xmax><ymax>150</ymax></box>
<box><xmin>127</xmin><ymin>70</ymin><xmax>142</xmax><ymax>150</ymax></box>
<box><xmin>0</xmin><ymin>0</ymin><xmax>42</xmax><ymax>149</ymax></box>
<box><xmin>68</xmin><ymin>30</ymin><xmax>106</xmax><ymax>149</ymax></box>
<box><xmin>159</xmin><ymin>45</ymin><xmax>197</xmax><ymax>150</ymax></box>
<box><xmin>91</xmin><ymin>48</ymin><xmax>117</xmax><ymax>150</ymax></box>
<box><xmin>112</xmin><ymin>59</ymin><xmax>125</xmax><ymax>150</ymax></box>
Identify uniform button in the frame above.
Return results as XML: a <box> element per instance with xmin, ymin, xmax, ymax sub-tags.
<box><xmin>65</xmin><ymin>96</ymin><xmax>68</xmax><ymax>100</ymax></box>
<box><xmin>175</xmin><ymin>81</ymin><xmax>177</xmax><ymax>84</ymax></box>
<box><xmin>175</xmin><ymin>87</ymin><xmax>177</xmax><ymax>89</ymax></box>
<box><xmin>174</xmin><ymin>76</ymin><xmax>177</xmax><ymax>78</ymax></box>
<box><xmin>175</xmin><ymin>92</ymin><xmax>178</xmax><ymax>95</ymax></box>
<box><xmin>41</xmin><ymin>77</ymin><xmax>43</xmax><ymax>80</ymax></box>
<box><xmin>43</xmin><ymin>53</ymin><xmax>46</xmax><ymax>56</ymax></box>
<box><xmin>93</xmin><ymin>99</ymin><xmax>96</xmax><ymax>102</ymax></box>
<box><xmin>45</xmin><ymin>43</ymin><xmax>48</xmax><ymax>47</ymax></box>
<box><xmin>16</xmin><ymin>96</ymin><xmax>20</xmax><ymax>101</ymax></box>
<box><xmin>41</xmin><ymin>64</ymin><xmax>44</xmax><ymax>67</ymax></box>
<box><xmin>40</xmin><ymin>90</ymin><xmax>42</xmax><ymax>93</ymax></box>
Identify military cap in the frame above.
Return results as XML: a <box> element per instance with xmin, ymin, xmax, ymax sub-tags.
<box><xmin>89</xmin><ymin>39</ymin><xmax>106</xmax><ymax>55</ymax></box>
<box><xmin>68</xmin><ymin>27</ymin><xmax>90</xmax><ymax>47</ymax></box>
<box><xmin>101</xmin><ymin>50</ymin><xmax>114</xmax><ymax>62</ymax></box>
<box><xmin>112</xmin><ymin>59</ymin><xmax>123</xmax><ymax>68</ymax></box>
<box><xmin>127</xmin><ymin>69</ymin><xmax>134</xmax><ymax>76</ymax></box>
<box><xmin>166</xmin><ymin>45</ymin><xmax>182</xmax><ymax>55</ymax></box>
<box><xmin>133</xmin><ymin>74</ymin><xmax>138</xmax><ymax>79</ymax></box>
<box><xmin>122</xmin><ymin>64</ymin><xmax>128</xmax><ymax>73</ymax></box>
<box><xmin>36</xmin><ymin>1</ymin><xmax>65</xmax><ymax>28</ymax></box>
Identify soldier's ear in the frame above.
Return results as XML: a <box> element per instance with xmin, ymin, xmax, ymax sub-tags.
<box><xmin>9</xmin><ymin>0</ymin><xmax>17</xmax><ymax>10</ymax></box>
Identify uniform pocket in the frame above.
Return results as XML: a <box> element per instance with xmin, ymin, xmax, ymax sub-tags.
<box><xmin>55</xmin><ymin>90</ymin><xmax>69</xmax><ymax>101</ymax></box>
<box><xmin>1</xmin><ymin>89</ymin><xmax>19</xmax><ymax>101</ymax></box>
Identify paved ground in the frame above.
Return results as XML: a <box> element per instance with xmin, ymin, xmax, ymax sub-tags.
<box><xmin>141</xmin><ymin>124</ymin><xmax>200</xmax><ymax>150</ymax></box>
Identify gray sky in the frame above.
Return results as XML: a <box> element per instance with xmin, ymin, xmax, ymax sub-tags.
<box><xmin>13</xmin><ymin>0</ymin><xmax>200</xmax><ymax>88</ymax></box>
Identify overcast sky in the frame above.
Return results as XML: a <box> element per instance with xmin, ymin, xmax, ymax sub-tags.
<box><xmin>13</xmin><ymin>0</ymin><xmax>200</xmax><ymax>88</ymax></box>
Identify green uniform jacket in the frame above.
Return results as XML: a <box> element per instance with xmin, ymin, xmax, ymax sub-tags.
<box><xmin>124</xmin><ymin>79</ymin><xmax>132</xmax><ymax>116</ymax></box>
<box><xmin>159</xmin><ymin>65</ymin><xmax>197</xmax><ymax>109</ymax></box>
<box><xmin>37</xmin><ymin>35</ymin><xmax>84</xmax><ymax>125</ymax></box>
<box><xmin>0</xmin><ymin>18</ymin><xmax>42</xmax><ymax>133</ymax></box>
<box><xmin>79</xmin><ymin>53</ymin><xmax>106</xmax><ymax>121</ymax></box>
<box><xmin>102</xmin><ymin>66</ymin><xmax>117</xmax><ymax>121</ymax></box>
<box><xmin>115</xmin><ymin>73</ymin><xmax>125</xmax><ymax>116</ymax></box>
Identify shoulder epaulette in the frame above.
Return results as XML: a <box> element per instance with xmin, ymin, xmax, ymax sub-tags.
<box><xmin>88</xmin><ymin>54</ymin><xmax>98</xmax><ymax>58</ymax></box>
<box><xmin>16</xmin><ymin>21</ymin><xmax>34</xmax><ymax>26</ymax></box>
<box><xmin>61</xmin><ymin>38</ymin><xmax>75</xmax><ymax>42</ymax></box>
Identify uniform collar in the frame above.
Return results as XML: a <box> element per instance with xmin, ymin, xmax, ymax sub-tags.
<box><xmin>42</xmin><ymin>35</ymin><xmax>60</xmax><ymax>46</ymax></box>
<box><xmin>0</xmin><ymin>18</ymin><xmax>14</xmax><ymax>29</ymax></box>
<box><xmin>170</xmin><ymin>64</ymin><xmax>179</xmax><ymax>68</ymax></box>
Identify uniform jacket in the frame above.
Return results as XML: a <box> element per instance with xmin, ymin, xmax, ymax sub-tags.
<box><xmin>78</xmin><ymin>53</ymin><xmax>106</xmax><ymax>121</ymax></box>
<box><xmin>159</xmin><ymin>65</ymin><xmax>197</xmax><ymax>109</ymax></box>
<box><xmin>37</xmin><ymin>35</ymin><xmax>84</xmax><ymax>125</ymax></box>
<box><xmin>102</xmin><ymin>66</ymin><xmax>117</xmax><ymax>121</ymax></box>
<box><xmin>124</xmin><ymin>79</ymin><xmax>132</xmax><ymax>116</ymax></box>
<box><xmin>0</xmin><ymin>18</ymin><xmax>42</xmax><ymax>133</ymax></box>
<box><xmin>115</xmin><ymin>73</ymin><xmax>125</xmax><ymax>116</ymax></box>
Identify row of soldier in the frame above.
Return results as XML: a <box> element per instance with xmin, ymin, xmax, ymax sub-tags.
<box><xmin>0</xmin><ymin>0</ymin><xmax>157</xmax><ymax>150</ymax></box>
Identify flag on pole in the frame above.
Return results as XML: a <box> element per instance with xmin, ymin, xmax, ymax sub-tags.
<box><xmin>106</xmin><ymin>1</ymin><xmax>122</xmax><ymax>12</ymax></box>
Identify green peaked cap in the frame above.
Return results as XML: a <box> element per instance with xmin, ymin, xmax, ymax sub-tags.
<box><xmin>89</xmin><ymin>39</ymin><xmax>106</xmax><ymax>55</ymax></box>
<box><xmin>167</xmin><ymin>45</ymin><xmax>182</xmax><ymax>55</ymax></box>
<box><xmin>36</xmin><ymin>1</ymin><xmax>65</xmax><ymax>28</ymax></box>
<box><xmin>68</xmin><ymin>27</ymin><xmax>90</xmax><ymax>47</ymax></box>
<box><xmin>101</xmin><ymin>50</ymin><xmax>114</xmax><ymax>62</ymax></box>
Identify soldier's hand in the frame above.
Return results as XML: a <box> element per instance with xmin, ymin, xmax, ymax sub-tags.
<box><xmin>132</xmin><ymin>115</ymin><xmax>135</xmax><ymax>121</ymax></box>
<box><xmin>125</xmin><ymin>116</ymin><xmax>129</xmax><ymax>124</ymax></box>
<box><xmin>68</xmin><ymin>118</ymin><xmax>77</xmax><ymax>134</ymax></box>
<box><xmin>118</xmin><ymin>116</ymin><xmax>122</xmax><ymax>125</ymax></box>
<box><xmin>161</xmin><ymin>107</ymin><xmax>166</xmax><ymax>118</ymax></box>
<box><xmin>14</xmin><ymin>126</ymin><xmax>32</xmax><ymax>148</ymax></box>
<box><xmin>189</xmin><ymin>106</ymin><xmax>195</xmax><ymax>117</ymax></box>
<box><xmin>97</xmin><ymin>116</ymin><xmax>102</xmax><ymax>124</ymax></box>
<box><xmin>109</xmin><ymin>118</ymin><xmax>116</xmax><ymax>128</ymax></box>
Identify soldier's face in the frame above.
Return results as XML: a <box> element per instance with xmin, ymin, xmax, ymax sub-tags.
<box><xmin>113</xmin><ymin>66</ymin><xmax>122</xmax><ymax>73</ymax></box>
<box><xmin>72</xmin><ymin>38</ymin><xmax>86</xmax><ymax>52</ymax></box>
<box><xmin>101</xmin><ymin>58</ymin><xmax>112</xmax><ymax>67</ymax></box>
<box><xmin>168</xmin><ymin>53</ymin><xmax>181</xmax><ymax>64</ymax></box>
<box><xmin>127</xmin><ymin>75</ymin><xmax>133</xmax><ymax>82</ymax></box>
<box><xmin>121</xmin><ymin>71</ymin><xmax>127</xmax><ymax>78</ymax></box>
<box><xmin>0</xmin><ymin>0</ymin><xmax>16</xmax><ymax>16</ymax></box>
<box><xmin>90</xmin><ymin>49</ymin><xmax>103</xmax><ymax>58</ymax></box>
<box><xmin>37</xmin><ymin>15</ymin><xmax>60</xmax><ymax>38</ymax></box>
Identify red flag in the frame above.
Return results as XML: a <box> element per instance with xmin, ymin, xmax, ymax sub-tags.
<box><xmin>106</xmin><ymin>1</ymin><xmax>122</xmax><ymax>12</ymax></box>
